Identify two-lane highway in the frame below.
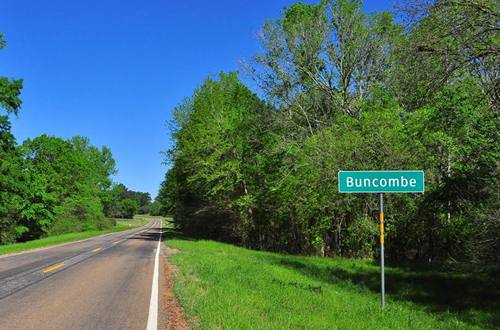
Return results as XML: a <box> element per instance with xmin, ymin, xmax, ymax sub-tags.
<box><xmin>0</xmin><ymin>219</ymin><xmax>165</xmax><ymax>330</ymax></box>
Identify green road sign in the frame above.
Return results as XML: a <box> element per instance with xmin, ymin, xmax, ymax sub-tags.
<box><xmin>338</xmin><ymin>170</ymin><xmax>425</xmax><ymax>308</ymax></box>
<box><xmin>338</xmin><ymin>170</ymin><xmax>424</xmax><ymax>193</ymax></box>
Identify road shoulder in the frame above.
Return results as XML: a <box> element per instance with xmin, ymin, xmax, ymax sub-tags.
<box><xmin>161</xmin><ymin>245</ymin><xmax>190</xmax><ymax>330</ymax></box>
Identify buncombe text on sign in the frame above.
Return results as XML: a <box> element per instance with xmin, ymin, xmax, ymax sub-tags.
<box><xmin>338</xmin><ymin>170</ymin><xmax>424</xmax><ymax>193</ymax></box>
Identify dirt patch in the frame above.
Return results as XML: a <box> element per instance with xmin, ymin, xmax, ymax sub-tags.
<box><xmin>165</xmin><ymin>247</ymin><xmax>179</xmax><ymax>256</ymax></box>
<box><xmin>162</xmin><ymin>249</ymin><xmax>190</xmax><ymax>330</ymax></box>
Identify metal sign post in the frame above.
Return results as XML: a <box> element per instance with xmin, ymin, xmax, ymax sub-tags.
<box><xmin>338</xmin><ymin>170</ymin><xmax>424</xmax><ymax>308</ymax></box>
<box><xmin>379</xmin><ymin>193</ymin><xmax>385</xmax><ymax>307</ymax></box>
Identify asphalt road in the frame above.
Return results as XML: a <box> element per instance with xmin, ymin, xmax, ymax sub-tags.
<box><xmin>0</xmin><ymin>219</ymin><xmax>165</xmax><ymax>330</ymax></box>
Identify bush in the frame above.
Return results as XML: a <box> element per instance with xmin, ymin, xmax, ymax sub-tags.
<box><xmin>117</xmin><ymin>199</ymin><xmax>139</xmax><ymax>219</ymax></box>
<box><xmin>49</xmin><ymin>195</ymin><xmax>106</xmax><ymax>235</ymax></box>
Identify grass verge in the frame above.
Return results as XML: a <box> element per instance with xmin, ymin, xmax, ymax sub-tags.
<box><xmin>113</xmin><ymin>214</ymin><xmax>153</xmax><ymax>229</ymax></box>
<box><xmin>163</xmin><ymin>223</ymin><xmax>499</xmax><ymax>329</ymax></box>
<box><xmin>0</xmin><ymin>214</ymin><xmax>153</xmax><ymax>256</ymax></box>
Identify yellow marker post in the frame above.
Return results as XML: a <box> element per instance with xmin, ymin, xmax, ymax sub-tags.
<box><xmin>380</xmin><ymin>193</ymin><xmax>385</xmax><ymax>308</ymax></box>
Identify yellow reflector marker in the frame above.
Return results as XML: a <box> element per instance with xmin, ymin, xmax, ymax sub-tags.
<box><xmin>380</xmin><ymin>236</ymin><xmax>384</xmax><ymax>244</ymax></box>
<box><xmin>380</xmin><ymin>212</ymin><xmax>384</xmax><ymax>221</ymax></box>
<box><xmin>380</xmin><ymin>224</ymin><xmax>384</xmax><ymax>233</ymax></box>
<box><xmin>42</xmin><ymin>262</ymin><xmax>65</xmax><ymax>273</ymax></box>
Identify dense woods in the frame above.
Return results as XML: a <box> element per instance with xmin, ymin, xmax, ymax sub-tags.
<box><xmin>159</xmin><ymin>0</ymin><xmax>499</xmax><ymax>267</ymax></box>
<box><xmin>0</xmin><ymin>32</ymin><xmax>152</xmax><ymax>244</ymax></box>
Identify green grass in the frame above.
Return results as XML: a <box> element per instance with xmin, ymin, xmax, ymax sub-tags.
<box><xmin>113</xmin><ymin>214</ymin><xmax>153</xmax><ymax>229</ymax></box>
<box><xmin>0</xmin><ymin>215</ymin><xmax>153</xmax><ymax>256</ymax></box>
<box><xmin>164</xmin><ymin>224</ymin><xmax>499</xmax><ymax>329</ymax></box>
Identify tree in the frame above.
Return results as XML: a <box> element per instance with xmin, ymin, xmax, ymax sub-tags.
<box><xmin>395</xmin><ymin>0</ymin><xmax>499</xmax><ymax>109</ymax></box>
<box><xmin>156</xmin><ymin>169</ymin><xmax>178</xmax><ymax>216</ymax></box>
<box><xmin>0</xmin><ymin>33</ymin><xmax>23</xmax><ymax>115</ymax></box>
<box><xmin>0</xmin><ymin>32</ymin><xmax>25</xmax><ymax>243</ymax></box>
<box><xmin>19</xmin><ymin>135</ymin><xmax>118</xmax><ymax>236</ymax></box>
<box><xmin>0</xmin><ymin>32</ymin><xmax>138</xmax><ymax>242</ymax></box>
<box><xmin>0</xmin><ymin>117</ymin><xmax>26</xmax><ymax>243</ymax></box>
<box><xmin>103</xmin><ymin>183</ymin><xmax>149</xmax><ymax>218</ymax></box>
<box><xmin>118</xmin><ymin>199</ymin><xmax>139</xmax><ymax>219</ymax></box>
<box><xmin>167</xmin><ymin>72</ymin><xmax>270</xmax><ymax>242</ymax></box>
<box><xmin>252</xmin><ymin>0</ymin><xmax>402</xmax><ymax>129</ymax></box>
<box><xmin>148</xmin><ymin>200</ymin><xmax>162</xmax><ymax>216</ymax></box>
<box><xmin>402</xmin><ymin>76</ymin><xmax>500</xmax><ymax>263</ymax></box>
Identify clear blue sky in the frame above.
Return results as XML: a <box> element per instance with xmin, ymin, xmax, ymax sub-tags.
<box><xmin>0</xmin><ymin>0</ymin><xmax>394</xmax><ymax>198</ymax></box>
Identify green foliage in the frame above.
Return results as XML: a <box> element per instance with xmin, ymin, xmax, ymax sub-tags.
<box><xmin>167</xmin><ymin>72</ymin><xmax>270</xmax><ymax>242</ymax></box>
<box><xmin>0</xmin><ymin>33</ymin><xmax>23</xmax><ymax>115</ymax></box>
<box><xmin>102</xmin><ymin>183</ymin><xmax>149</xmax><ymax>218</ymax></box>
<box><xmin>0</xmin><ymin>116</ymin><xmax>26</xmax><ymax>243</ymax></box>
<box><xmin>159</xmin><ymin>0</ymin><xmax>499</xmax><ymax>269</ymax></box>
<box><xmin>0</xmin><ymin>32</ymin><xmax>133</xmax><ymax>243</ymax></box>
<box><xmin>395</xmin><ymin>0</ymin><xmax>499</xmax><ymax>108</ymax></box>
<box><xmin>49</xmin><ymin>194</ymin><xmax>107</xmax><ymax>235</ymax></box>
<box><xmin>0</xmin><ymin>33</ymin><xmax>25</xmax><ymax>243</ymax></box>
<box><xmin>0</xmin><ymin>128</ymin><xmax>140</xmax><ymax>242</ymax></box>
<box><xmin>255</xmin><ymin>0</ymin><xmax>402</xmax><ymax>124</ymax></box>
<box><xmin>400</xmin><ymin>77</ymin><xmax>500</xmax><ymax>264</ymax></box>
<box><xmin>147</xmin><ymin>200</ymin><xmax>162</xmax><ymax>216</ymax></box>
<box><xmin>13</xmin><ymin>135</ymin><xmax>117</xmax><ymax>237</ymax></box>
<box><xmin>117</xmin><ymin>199</ymin><xmax>139</xmax><ymax>219</ymax></box>
<box><xmin>156</xmin><ymin>169</ymin><xmax>178</xmax><ymax>216</ymax></box>
<box><xmin>0</xmin><ymin>78</ymin><xmax>23</xmax><ymax>115</ymax></box>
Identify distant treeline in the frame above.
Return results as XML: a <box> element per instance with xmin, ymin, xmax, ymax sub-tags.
<box><xmin>0</xmin><ymin>34</ymin><xmax>153</xmax><ymax>244</ymax></box>
<box><xmin>104</xmin><ymin>184</ymin><xmax>155</xmax><ymax>219</ymax></box>
<box><xmin>157</xmin><ymin>0</ymin><xmax>499</xmax><ymax>267</ymax></box>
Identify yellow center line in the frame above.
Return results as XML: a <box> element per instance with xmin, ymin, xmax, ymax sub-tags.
<box><xmin>112</xmin><ymin>240</ymin><xmax>121</xmax><ymax>245</ymax></box>
<box><xmin>91</xmin><ymin>247</ymin><xmax>102</xmax><ymax>252</ymax></box>
<box><xmin>42</xmin><ymin>262</ymin><xmax>65</xmax><ymax>273</ymax></box>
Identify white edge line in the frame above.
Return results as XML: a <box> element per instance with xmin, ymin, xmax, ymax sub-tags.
<box><xmin>146</xmin><ymin>219</ymin><xmax>162</xmax><ymax>330</ymax></box>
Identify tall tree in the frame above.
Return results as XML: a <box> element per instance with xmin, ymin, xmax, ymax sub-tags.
<box><xmin>168</xmin><ymin>73</ymin><xmax>270</xmax><ymax>242</ymax></box>
<box><xmin>252</xmin><ymin>0</ymin><xmax>402</xmax><ymax>129</ymax></box>
<box><xmin>19</xmin><ymin>135</ymin><xmax>118</xmax><ymax>235</ymax></box>
<box><xmin>396</xmin><ymin>0</ymin><xmax>499</xmax><ymax>109</ymax></box>
<box><xmin>0</xmin><ymin>33</ymin><xmax>23</xmax><ymax>115</ymax></box>
<box><xmin>0</xmin><ymin>32</ymin><xmax>25</xmax><ymax>243</ymax></box>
